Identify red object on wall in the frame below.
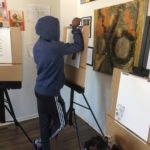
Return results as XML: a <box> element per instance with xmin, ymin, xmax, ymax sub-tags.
<box><xmin>0</xmin><ymin>0</ymin><xmax>8</xmax><ymax>21</ymax></box>
<box><xmin>9</xmin><ymin>10</ymin><xmax>25</xmax><ymax>31</ymax></box>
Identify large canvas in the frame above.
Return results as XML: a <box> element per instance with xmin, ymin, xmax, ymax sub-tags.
<box><xmin>93</xmin><ymin>0</ymin><xmax>148</xmax><ymax>74</ymax></box>
<box><xmin>64</xmin><ymin>28</ymin><xmax>81</xmax><ymax>68</ymax></box>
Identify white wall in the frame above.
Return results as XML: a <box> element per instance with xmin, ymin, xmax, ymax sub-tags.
<box><xmin>5</xmin><ymin>0</ymin><xmax>60</xmax><ymax>121</ymax></box>
<box><xmin>59</xmin><ymin>0</ymin><xmax>77</xmax><ymax>40</ymax></box>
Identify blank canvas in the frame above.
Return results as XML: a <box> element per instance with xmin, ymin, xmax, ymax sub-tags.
<box><xmin>115</xmin><ymin>73</ymin><xmax>150</xmax><ymax>142</ymax></box>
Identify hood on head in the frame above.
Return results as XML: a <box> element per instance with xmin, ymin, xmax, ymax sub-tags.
<box><xmin>35</xmin><ymin>16</ymin><xmax>60</xmax><ymax>41</ymax></box>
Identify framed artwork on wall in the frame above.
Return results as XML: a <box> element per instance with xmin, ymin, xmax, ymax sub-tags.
<box><xmin>81</xmin><ymin>16</ymin><xmax>92</xmax><ymax>38</ymax></box>
<box><xmin>93</xmin><ymin>0</ymin><xmax>148</xmax><ymax>75</ymax></box>
<box><xmin>0</xmin><ymin>0</ymin><xmax>8</xmax><ymax>22</ymax></box>
<box><xmin>80</xmin><ymin>0</ymin><xmax>95</xmax><ymax>4</ymax></box>
<box><xmin>9</xmin><ymin>10</ymin><xmax>25</xmax><ymax>31</ymax></box>
<box><xmin>87</xmin><ymin>46</ymin><xmax>93</xmax><ymax>66</ymax></box>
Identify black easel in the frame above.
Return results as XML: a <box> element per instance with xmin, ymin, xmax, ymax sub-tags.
<box><xmin>0</xmin><ymin>82</ymin><xmax>32</xmax><ymax>144</ymax></box>
<box><xmin>66</xmin><ymin>80</ymin><xmax>105</xmax><ymax>150</ymax></box>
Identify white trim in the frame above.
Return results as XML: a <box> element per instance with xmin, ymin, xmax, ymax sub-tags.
<box><xmin>50</xmin><ymin>96</ymin><xmax>65</xmax><ymax>138</ymax></box>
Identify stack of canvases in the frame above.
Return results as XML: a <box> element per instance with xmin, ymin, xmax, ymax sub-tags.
<box><xmin>106</xmin><ymin>68</ymin><xmax>150</xmax><ymax>150</ymax></box>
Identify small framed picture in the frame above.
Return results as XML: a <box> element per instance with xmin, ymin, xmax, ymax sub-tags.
<box><xmin>87</xmin><ymin>46</ymin><xmax>93</xmax><ymax>66</ymax></box>
<box><xmin>9</xmin><ymin>10</ymin><xmax>25</xmax><ymax>31</ymax></box>
<box><xmin>81</xmin><ymin>16</ymin><xmax>92</xmax><ymax>38</ymax></box>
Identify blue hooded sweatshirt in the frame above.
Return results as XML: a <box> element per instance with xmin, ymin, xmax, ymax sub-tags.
<box><xmin>33</xmin><ymin>16</ymin><xmax>83</xmax><ymax>96</ymax></box>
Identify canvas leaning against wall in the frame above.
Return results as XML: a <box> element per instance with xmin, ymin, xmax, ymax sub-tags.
<box><xmin>93</xmin><ymin>0</ymin><xmax>148</xmax><ymax>74</ymax></box>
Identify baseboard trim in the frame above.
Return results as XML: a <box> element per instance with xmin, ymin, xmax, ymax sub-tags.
<box><xmin>0</xmin><ymin>113</ymin><xmax>39</xmax><ymax>127</ymax></box>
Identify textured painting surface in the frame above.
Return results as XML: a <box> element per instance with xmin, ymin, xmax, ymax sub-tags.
<box><xmin>80</xmin><ymin>0</ymin><xmax>95</xmax><ymax>4</ymax></box>
<box><xmin>93</xmin><ymin>0</ymin><xmax>148</xmax><ymax>74</ymax></box>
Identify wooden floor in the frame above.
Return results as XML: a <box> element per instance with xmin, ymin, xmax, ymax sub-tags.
<box><xmin>0</xmin><ymin>117</ymin><xmax>99</xmax><ymax>150</ymax></box>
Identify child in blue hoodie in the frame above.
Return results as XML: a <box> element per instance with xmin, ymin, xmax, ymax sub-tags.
<box><xmin>33</xmin><ymin>16</ymin><xmax>83</xmax><ymax>150</ymax></box>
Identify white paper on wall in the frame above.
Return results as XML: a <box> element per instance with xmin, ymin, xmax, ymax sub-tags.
<box><xmin>64</xmin><ymin>28</ymin><xmax>81</xmax><ymax>68</ymax></box>
<box><xmin>115</xmin><ymin>73</ymin><xmax>150</xmax><ymax>142</ymax></box>
<box><xmin>0</xmin><ymin>28</ymin><xmax>12</xmax><ymax>63</ymax></box>
<box><xmin>26</xmin><ymin>4</ymin><xmax>50</xmax><ymax>23</ymax></box>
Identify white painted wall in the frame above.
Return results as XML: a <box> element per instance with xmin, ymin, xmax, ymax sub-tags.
<box><xmin>5</xmin><ymin>0</ymin><xmax>60</xmax><ymax>121</ymax></box>
<box><xmin>59</xmin><ymin>0</ymin><xmax>78</xmax><ymax>40</ymax></box>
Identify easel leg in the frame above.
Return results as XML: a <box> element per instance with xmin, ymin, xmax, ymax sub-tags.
<box><xmin>67</xmin><ymin>88</ymin><xmax>74</xmax><ymax>125</ymax></box>
<box><xmin>0</xmin><ymin>91</ymin><xmax>5</xmax><ymax>123</ymax></box>
<box><xmin>3</xmin><ymin>89</ymin><xmax>32</xmax><ymax>143</ymax></box>
<box><xmin>65</xmin><ymin>81</ymin><xmax>105</xmax><ymax>149</ymax></box>
<box><xmin>4</xmin><ymin>90</ymin><xmax>18</xmax><ymax>125</ymax></box>
<box><xmin>82</xmin><ymin>93</ymin><xmax>105</xmax><ymax>137</ymax></box>
<box><xmin>67</xmin><ymin>88</ymin><xmax>82</xmax><ymax>150</ymax></box>
<box><xmin>73</xmin><ymin>109</ymin><xmax>82</xmax><ymax>150</ymax></box>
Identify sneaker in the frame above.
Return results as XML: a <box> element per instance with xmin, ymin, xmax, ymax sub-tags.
<box><xmin>32</xmin><ymin>138</ymin><xmax>43</xmax><ymax>150</ymax></box>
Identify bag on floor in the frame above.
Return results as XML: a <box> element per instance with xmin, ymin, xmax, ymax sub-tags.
<box><xmin>84</xmin><ymin>135</ymin><xmax>122</xmax><ymax>150</ymax></box>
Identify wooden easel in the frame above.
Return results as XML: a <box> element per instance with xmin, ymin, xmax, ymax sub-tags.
<box><xmin>63</xmin><ymin>26</ymin><xmax>106</xmax><ymax>149</ymax></box>
<box><xmin>63</xmin><ymin>25</ymin><xmax>89</xmax><ymax>88</ymax></box>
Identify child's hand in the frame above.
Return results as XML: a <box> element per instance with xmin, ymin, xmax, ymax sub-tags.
<box><xmin>71</xmin><ymin>17</ymin><xmax>81</xmax><ymax>27</ymax></box>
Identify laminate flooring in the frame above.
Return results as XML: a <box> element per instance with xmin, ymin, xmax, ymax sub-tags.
<box><xmin>0</xmin><ymin>117</ymin><xmax>99</xmax><ymax>150</ymax></box>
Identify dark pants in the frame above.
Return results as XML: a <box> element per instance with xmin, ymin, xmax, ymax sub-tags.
<box><xmin>35</xmin><ymin>92</ymin><xmax>67</xmax><ymax>150</ymax></box>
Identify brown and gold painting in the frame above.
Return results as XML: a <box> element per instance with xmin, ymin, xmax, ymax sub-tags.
<box><xmin>93</xmin><ymin>0</ymin><xmax>148</xmax><ymax>74</ymax></box>
<box><xmin>80</xmin><ymin>0</ymin><xmax>95</xmax><ymax>4</ymax></box>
